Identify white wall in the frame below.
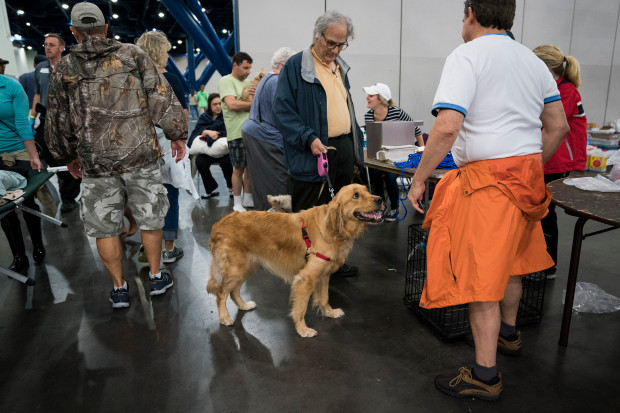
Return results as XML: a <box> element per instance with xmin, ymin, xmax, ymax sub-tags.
<box><xmin>235</xmin><ymin>0</ymin><xmax>620</xmax><ymax>130</ymax></box>
<box><xmin>237</xmin><ymin>0</ymin><xmax>323</xmax><ymax>83</ymax></box>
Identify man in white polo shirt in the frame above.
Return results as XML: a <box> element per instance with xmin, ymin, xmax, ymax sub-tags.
<box><xmin>407</xmin><ymin>0</ymin><xmax>569</xmax><ymax>401</ymax></box>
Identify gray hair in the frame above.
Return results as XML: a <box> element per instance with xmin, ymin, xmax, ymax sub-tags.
<box><xmin>271</xmin><ymin>47</ymin><xmax>296</xmax><ymax>70</ymax></box>
<box><xmin>313</xmin><ymin>10</ymin><xmax>355</xmax><ymax>41</ymax></box>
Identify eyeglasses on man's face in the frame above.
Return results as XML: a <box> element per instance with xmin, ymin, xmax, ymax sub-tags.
<box><xmin>321</xmin><ymin>33</ymin><xmax>348</xmax><ymax>51</ymax></box>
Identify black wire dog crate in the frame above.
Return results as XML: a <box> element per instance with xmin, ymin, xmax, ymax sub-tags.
<box><xmin>404</xmin><ymin>224</ymin><xmax>547</xmax><ymax>339</ymax></box>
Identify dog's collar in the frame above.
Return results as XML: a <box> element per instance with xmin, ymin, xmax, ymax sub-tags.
<box><xmin>301</xmin><ymin>221</ymin><xmax>331</xmax><ymax>261</ymax></box>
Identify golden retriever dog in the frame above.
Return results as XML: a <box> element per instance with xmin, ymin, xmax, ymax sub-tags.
<box><xmin>207</xmin><ymin>184</ymin><xmax>385</xmax><ymax>337</ymax></box>
<box><xmin>240</xmin><ymin>70</ymin><xmax>266</xmax><ymax>101</ymax></box>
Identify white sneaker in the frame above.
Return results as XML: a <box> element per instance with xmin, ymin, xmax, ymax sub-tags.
<box><xmin>233</xmin><ymin>204</ymin><xmax>247</xmax><ymax>212</ymax></box>
<box><xmin>243</xmin><ymin>194</ymin><xmax>254</xmax><ymax>208</ymax></box>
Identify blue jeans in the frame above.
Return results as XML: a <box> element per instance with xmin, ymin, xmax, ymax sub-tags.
<box><xmin>163</xmin><ymin>184</ymin><xmax>178</xmax><ymax>241</ymax></box>
<box><xmin>369</xmin><ymin>169</ymin><xmax>399</xmax><ymax>210</ymax></box>
<box><xmin>190</xmin><ymin>105</ymin><xmax>199</xmax><ymax>119</ymax></box>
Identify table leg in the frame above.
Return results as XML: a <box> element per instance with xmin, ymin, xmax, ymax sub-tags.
<box><xmin>559</xmin><ymin>216</ymin><xmax>588</xmax><ymax>347</ymax></box>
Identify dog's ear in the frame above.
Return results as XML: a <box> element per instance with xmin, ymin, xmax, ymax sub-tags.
<box><xmin>325</xmin><ymin>199</ymin><xmax>344</xmax><ymax>235</ymax></box>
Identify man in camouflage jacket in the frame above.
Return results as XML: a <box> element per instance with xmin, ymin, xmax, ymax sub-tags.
<box><xmin>45</xmin><ymin>2</ymin><xmax>187</xmax><ymax>307</ymax></box>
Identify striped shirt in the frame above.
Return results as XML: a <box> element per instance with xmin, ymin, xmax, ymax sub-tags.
<box><xmin>365</xmin><ymin>106</ymin><xmax>422</xmax><ymax>137</ymax></box>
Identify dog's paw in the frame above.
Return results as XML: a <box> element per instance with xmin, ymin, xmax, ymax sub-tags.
<box><xmin>297</xmin><ymin>327</ymin><xmax>318</xmax><ymax>338</ymax></box>
<box><xmin>220</xmin><ymin>315</ymin><xmax>234</xmax><ymax>326</ymax></box>
<box><xmin>325</xmin><ymin>308</ymin><xmax>345</xmax><ymax>318</ymax></box>
<box><xmin>239</xmin><ymin>301</ymin><xmax>257</xmax><ymax>311</ymax></box>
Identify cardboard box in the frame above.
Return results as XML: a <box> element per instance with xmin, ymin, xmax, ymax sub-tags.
<box><xmin>588</xmin><ymin>154</ymin><xmax>609</xmax><ymax>171</ymax></box>
<box><xmin>366</xmin><ymin>121</ymin><xmax>421</xmax><ymax>159</ymax></box>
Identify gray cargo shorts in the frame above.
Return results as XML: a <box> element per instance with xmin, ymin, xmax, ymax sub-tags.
<box><xmin>81</xmin><ymin>160</ymin><xmax>169</xmax><ymax>238</ymax></box>
<box><xmin>228</xmin><ymin>138</ymin><xmax>247</xmax><ymax>168</ymax></box>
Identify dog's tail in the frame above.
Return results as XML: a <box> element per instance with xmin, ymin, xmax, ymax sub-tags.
<box><xmin>206</xmin><ymin>276</ymin><xmax>219</xmax><ymax>295</ymax></box>
<box><xmin>206</xmin><ymin>254</ymin><xmax>224</xmax><ymax>295</ymax></box>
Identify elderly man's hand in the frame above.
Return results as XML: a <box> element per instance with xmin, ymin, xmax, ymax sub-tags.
<box><xmin>310</xmin><ymin>137</ymin><xmax>327</xmax><ymax>156</ymax></box>
<box><xmin>171</xmin><ymin>139</ymin><xmax>187</xmax><ymax>163</ymax></box>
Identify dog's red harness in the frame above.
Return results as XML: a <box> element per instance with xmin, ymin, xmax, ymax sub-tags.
<box><xmin>301</xmin><ymin>221</ymin><xmax>331</xmax><ymax>261</ymax></box>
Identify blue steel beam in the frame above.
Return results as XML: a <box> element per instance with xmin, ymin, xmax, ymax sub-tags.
<box><xmin>186</xmin><ymin>0</ymin><xmax>232</xmax><ymax>68</ymax></box>
<box><xmin>196</xmin><ymin>35</ymin><xmax>236</xmax><ymax>86</ymax></box>
<box><xmin>184</xmin><ymin>52</ymin><xmax>205</xmax><ymax>79</ymax></box>
<box><xmin>161</xmin><ymin>0</ymin><xmax>231</xmax><ymax>76</ymax></box>
<box><xmin>222</xmin><ymin>34</ymin><xmax>235</xmax><ymax>56</ymax></box>
<box><xmin>186</xmin><ymin>37</ymin><xmax>196</xmax><ymax>92</ymax></box>
<box><xmin>232</xmin><ymin>0</ymin><xmax>239</xmax><ymax>53</ymax></box>
<box><xmin>197</xmin><ymin>64</ymin><xmax>217</xmax><ymax>88</ymax></box>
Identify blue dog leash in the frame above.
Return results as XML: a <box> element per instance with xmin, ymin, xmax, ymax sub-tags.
<box><xmin>392</xmin><ymin>152</ymin><xmax>458</xmax><ymax>221</ymax></box>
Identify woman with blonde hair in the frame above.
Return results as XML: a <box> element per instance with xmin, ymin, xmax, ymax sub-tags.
<box><xmin>136</xmin><ymin>30</ymin><xmax>190</xmax><ymax>263</ymax></box>
<box><xmin>533</xmin><ymin>44</ymin><xmax>587</xmax><ymax>280</ymax></box>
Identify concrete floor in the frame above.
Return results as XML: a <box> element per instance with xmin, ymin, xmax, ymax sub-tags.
<box><xmin>0</xmin><ymin>166</ymin><xmax>619</xmax><ymax>413</ymax></box>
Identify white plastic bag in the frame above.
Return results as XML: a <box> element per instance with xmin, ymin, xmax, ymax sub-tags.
<box><xmin>606</xmin><ymin>149</ymin><xmax>619</xmax><ymax>165</ymax></box>
<box><xmin>563</xmin><ymin>175</ymin><xmax>620</xmax><ymax>192</ymax></box>
<box><xmin>157</xmin><ymin>128</ymin><xmax>199</xmax><ymax>199</ymax></box>
<box><xmin>607</xmin><ymin>150</ymin><xmax>620</xmax><ymax>181</ymax></box>
<box><xmin>563</xmin><ymin>282</ymin><xmax>620</xmax><ymax>313</ymax></box>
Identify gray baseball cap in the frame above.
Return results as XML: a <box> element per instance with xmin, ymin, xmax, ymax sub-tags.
<box><xmin>71</xmin><ymin>2</ymin><xmax>105</xmax><ymax>28</ymax></box>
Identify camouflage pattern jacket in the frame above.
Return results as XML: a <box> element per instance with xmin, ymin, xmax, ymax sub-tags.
<box><xmin>45</xmin><ymin>36</ymin><xmax>187</xmax><ymax>177</ymax></box>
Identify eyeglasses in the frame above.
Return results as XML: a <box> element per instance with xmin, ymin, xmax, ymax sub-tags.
<box><xmin>321</xmin><ymin>33</ymin><xmax>348</xmax><ymax>51</ymax></box>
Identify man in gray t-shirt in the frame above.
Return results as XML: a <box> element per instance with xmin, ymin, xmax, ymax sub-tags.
<box><xmin>32</xmin><ymin>33</ymin><xmax>81</xmax><ymax>213</ymax></box>
<box><xmin>34</xmin><ymin>60</ymin><xmax>52</xmax><ymax>108</ymax></box>
<box><xmin>30</xmin><ymin>34</ymin><xmax>64</xmax><ymax>117</ymax></box>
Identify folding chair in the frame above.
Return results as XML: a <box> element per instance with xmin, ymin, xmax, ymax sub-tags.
<box><xmin>0</xmin><ymin>169</ymin><xmax>67</xmax><ymax>285</ymax></box>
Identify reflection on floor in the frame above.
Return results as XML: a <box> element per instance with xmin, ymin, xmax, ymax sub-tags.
<box><xmin>0</xmin><ymin>167</ymin><xmax>619</xmax><ymax>412</ymax></box>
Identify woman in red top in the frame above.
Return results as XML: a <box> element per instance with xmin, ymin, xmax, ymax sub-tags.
<box><xmin>534</xmin><ymin>44</ymin><xmax>587</xmax><ymax>279</ymax></box>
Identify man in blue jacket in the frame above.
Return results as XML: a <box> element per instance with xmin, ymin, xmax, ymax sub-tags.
<box><xmin>272</xmin><ymin>10</ymin><xmax>363</xmax><ymax>277</ymax></box>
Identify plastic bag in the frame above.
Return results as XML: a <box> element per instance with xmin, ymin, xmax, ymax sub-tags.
<box><xmin>156</xmin><ymin>128</ymin><xmax>199</xmax><ymax>199</ymax></box>
<box><xmin>606</xmin><ymin>149</ymin><xmax>619</xmax><ymax>165</ymax></box>
<box><xmin>608</xmin><ymin>150</ymin><xmax>620</xmax><ymax>181</ymax></box>
<box><xmin>563</xmin><ymin>282</ymin><xmax>620</xmax><ymax>313</ymax></box>
<box><xmin>563</xmin><ymin>175</ymin><xmax>620</xmax><ymax>192</ymax></box>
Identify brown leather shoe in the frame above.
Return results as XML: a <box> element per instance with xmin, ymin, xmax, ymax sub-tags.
<box><xmin>498</xmin><ymin>330</ymin><xmax>523</xmax><ymax>356</ymax></box>
<box><xmin>464</xmin><ymin>330</ymin><xmax>523</xmax><ymax>356</ymax></box>
<box><xmin>435</xmin><ymin>367</ymin><xmax>503</xmax><ymax>401</ymax></box>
